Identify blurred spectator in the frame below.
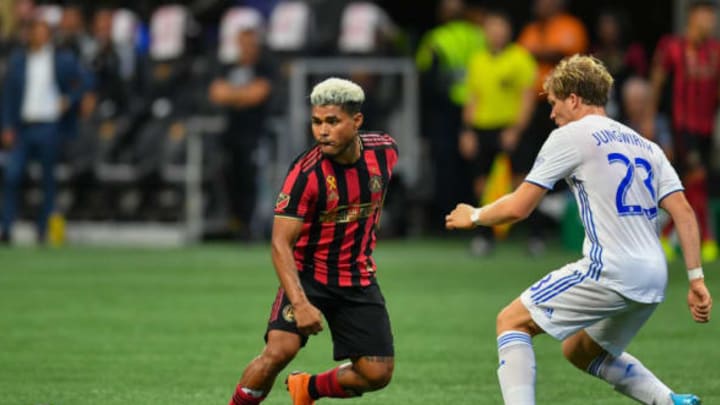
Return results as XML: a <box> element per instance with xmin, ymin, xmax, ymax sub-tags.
<box><xmin>266</xmin><ymin>0</ymin><xmax>314</xmax><ymax>54</ymax></box>
<box><xmin>239</xmin><ymin>0</ymin><xmax>281</xmax><ymax>19</ymax></box>
<box><xmin>517</xmin><ymin>0</ymin><xmax>587</xmax><ymax>135</ymax></box>
<box><xmin>84</xmin><ymin>8</ymin><xmax>127</xmax><ymax>118</ymax></box>
<box><xmin>56</xmin><ymin>3</ymin><xmax>94</xmax><ymax>64</ymax></box>
<box><xmin>138</xmin><ymin>4</ymin><xmax>197</xmax><ymax>120</ymax></box>
<box><xmin>218</xmin><ymin>7</ymin><xmax>263</xmax><ymax>65</ymax></box>
<box><xmin>208</xmin><ymin>27</ymin><xmax>275</xmax><ymax>239</ymax></box>
<box><xmin>0</xmin><ymin>0</ymin><xmax>33</xmax><ymax>132</ymax></box>
<box><xmin>337</xmin><ymin>1</ymin><xmax>403</xmax><ymax>131</ymax></box>
<box><xmin>55</xmin><ymin>4</ymin><xmax>98</xmax><ymax>122</ymax></box>
<box><xmin>338</xmin><ymin>1</ymin><xmax>400</xmax><ymax>55</ymax></box>
<box><xmin>306</xmin><ymin>0</ymin><xmax>351</xmax><ymax>55</ymax></box>
<box><xmin>650</xmin><ymin>0</ymin><xmax>719</xmax><ymax>262</ymax></box>
<box><xmin>149</xmin><ymin>4</ymin><xmax>191</xmax><ymax>62</ymax></box>
<box><xmin>2</xmin><ymin>0</ymin><xmax>35</xmax><ymax>51</ymax></box>
<box><xmin>518</xmin><ymin>0</ymin><xmax>588</xmax><ymax>97</ymax></box>
<box><xmin>111</xmin><ymin>8</ymin><xmax>140</xmax><ymax>82</ymax></box>
<box><xmin>516</xmin><ymin>0</ymin><xmax>588</xmax><ymax>253</ymax></box>
<box><xmin>1</xmin><ymin>18</ymin><xmax>86</xmax><ymax>243</ymax></box>
<box><xmin>415</xmin><ymin>0</ymin><xmax>485</xmax><ymax>230</ymax></box>
<box><xmin>266</xmin><ymin>0</ymin><xmax>349</xmax><ymax>56</ymax></box>
<box><xmin>0</xmin><ymin>1</ymin><xmax>14</xmax><ymax>42</ymax></box>
<box><xmin>591</xmin><ymin>9</ymin><xmax>648</xmax><ymax>119</ymax></box>
<box><xmin>36</xmin><ymin>4</ymin><xmax>62</xmax><ymax>28</ymax></box>
<box><xmin>459</xmin><ymin>8</ymin><xmax>537</xmax><ymax>255</ymax></box>
<box><xmin>621</xmin><ymin>76</ymin><xmax>672</xmax><ymax>157</ymax></box>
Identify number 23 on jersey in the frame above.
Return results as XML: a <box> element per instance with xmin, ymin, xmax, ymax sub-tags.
<box><xmin>607</xmin><ymin>152</ymin><xmax>657</xmax><ymax>220</ymax></box>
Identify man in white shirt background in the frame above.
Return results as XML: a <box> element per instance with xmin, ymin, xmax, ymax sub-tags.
<box><xmin>446</xmin><ymin>55</ymin><xmax>712</xmax><ymax>405</ymax></box>
<box><xmin>1</xmin><ymin>17</ymin><xmax>86</xmax><ymax>244</ymax></box>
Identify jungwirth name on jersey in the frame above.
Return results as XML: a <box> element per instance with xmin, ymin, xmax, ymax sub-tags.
<box><xmin>591</xmin><ymin>129</ymin><xmax>654</xmax><ymax>152</ymax></box>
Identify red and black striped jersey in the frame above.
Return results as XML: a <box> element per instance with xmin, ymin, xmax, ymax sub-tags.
<box><xmin>274</xmin><ymin>132</ymin><xmax>399</xmax><ymax>287</ymax></box>
<box><xmin>654</xmin><ymin>35</ymin><xmax>720</xmax><ymax>136</ymax></box>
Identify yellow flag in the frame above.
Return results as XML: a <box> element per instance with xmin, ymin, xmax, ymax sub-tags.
<box><xmin>482</xmin><ymin>153</ymin><xmax>513</xmax><ymax>239</ymax></box>
<box><xmin>48</xmin><ymin>212</ymin><xmax>66</xmax><ymax>247</ymax></box>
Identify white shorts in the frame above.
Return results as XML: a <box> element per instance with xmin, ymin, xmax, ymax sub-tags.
<box><xmin>520</xmin><ymin>262</ymin><xmax>658</xmax><ymax>357</ymax></box>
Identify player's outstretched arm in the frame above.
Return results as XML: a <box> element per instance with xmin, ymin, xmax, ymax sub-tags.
<box><xmin>445</xmin><ymin>182</ymin><xmax>547</xmax><ymax>230</ymax></box>
<box><xmin>271</xmin><ymin>216</ymin><xmax>324</xmax><ymax>335</ymax></box>
<box><xmin>660</xmin><ymin>191</ymin><xmax>713</xmax><ymax>323</ymax></box>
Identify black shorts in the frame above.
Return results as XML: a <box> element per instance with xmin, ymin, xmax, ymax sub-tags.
<box><xmin>265</xmin><ymin>277</ymin><xmax>394</xmax><ymax>361</ymax></box>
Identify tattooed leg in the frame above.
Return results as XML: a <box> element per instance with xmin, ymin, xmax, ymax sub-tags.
<box><xmin>335</xmin><ymin>356</ymin><xmax>395</xmax><ymax>396</ymax></box>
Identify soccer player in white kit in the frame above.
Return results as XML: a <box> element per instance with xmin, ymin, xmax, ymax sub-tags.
<box><xmin>446</xmin><ymin>55</ymin><xmax>712</xmax><ymax>405</ymax></box>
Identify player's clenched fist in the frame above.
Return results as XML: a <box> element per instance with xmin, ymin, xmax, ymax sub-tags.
<box><xmin>688</xmin><ymin>280</ymin><xmax>712</xmax><ymax>323</ymax></box>
<box><xmin>446</xmin><ymin>203</ymin><xmax>476</xmax><ymax>230</ymax></box>
<box><xmin>293</xmin><ymin>301</ymin><xmax>324</xmax><ymax>335</ymax></box>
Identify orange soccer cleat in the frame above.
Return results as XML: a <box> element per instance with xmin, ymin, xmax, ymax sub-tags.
<box><xmin>286</xmin><ymin>372</ymin><xmax>316</xmax><ymax>405</ymax></box>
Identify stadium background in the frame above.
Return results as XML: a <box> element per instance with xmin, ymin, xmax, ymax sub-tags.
<box><xmin>1</xmin><ymin>1</ymin><xmax>719</xmax><ymax>404</ymax></box>
<box><xmin>0</xmin><ymin>0</ymin><xmax>709</xmax><ymax>245</ymax></box>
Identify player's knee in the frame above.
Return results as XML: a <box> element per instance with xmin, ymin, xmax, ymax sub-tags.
<box><xmin>259</xmin><ymin>344</ymin><xmax>298</xmax><ymax>370</ymax></box>
<box><xmin>496</xmin><ymin>305</ymin><xmax>516</xmax><ymax>334</ymax></box>
<box><xmin>561</xmin><ymin>341</ymin><xmax>579</xmax><ymax>363</ymax></box>
<box><xmin>496</xmin><ymin>300</ymin><xmax>539</xmax><ymax>336</ymax></box>
<box><xmin>561</xmin><ymin>333</ymin><xmax>602</xmax><ymax>371</ymax></box>
<box><xmin>358</xmin><ymin>362</ymin><xmax>394</xmax><ymax>390</ymax></box>
<box><xmin>365</xmin><ymin>368</ymin><xmax>393</xmax><ymax>390</ymax></box>
<box><xmin>562</xmin><ymin>345</ymin><xmax>591</xmax><ymax>371</ymax></box>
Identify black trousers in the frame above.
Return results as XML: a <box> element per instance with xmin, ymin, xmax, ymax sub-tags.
<box><xmin>224</xmin><ymin>144</ymin><xmax>257</xmax><ymax>228</ymax></box>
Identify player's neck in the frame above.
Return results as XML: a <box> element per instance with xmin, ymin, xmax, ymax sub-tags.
<box><xmin>332</xmin><ymin>135</ymin><xmax>362</xmax><ymax>166</ymax></box>
<box><xmin>574</xmin><ymin>105</ymin><xmax>606</xmax><ymax>121</ymax></box>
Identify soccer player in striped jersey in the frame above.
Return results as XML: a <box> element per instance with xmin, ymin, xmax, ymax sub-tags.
<box><xmin>446</xmin><ymin>55</ymin><xmax>712</xmax><ymax>405</ymax></box>
<box><xmin>650</xmin><ymin>0</ymin><xmax>720</xmax><ymax>262</ymax></box>
<box><xmin>227</xmin><ymin>78</ymin><xmax>398</xmax><ymax>405</ymax></box>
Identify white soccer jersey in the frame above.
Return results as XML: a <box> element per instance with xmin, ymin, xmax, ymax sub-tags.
<box><xmin>525</xmin><ymin>115</ymin><xmax>684</xmax><ymax>303</ymax></box>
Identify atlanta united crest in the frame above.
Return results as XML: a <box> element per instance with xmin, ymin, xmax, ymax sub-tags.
<box><xmin>282</xmin><ymin>304</ymin><xmax>295</xmax><ymax>323</ymax></box>
<box><xmin>369</xmin><ymin>175</ymin><xmax>383</xmax><ymax>193</ymax></box>
<box><xmin>276</xmin><ymin>193</ymin><xmax>290</xmax><ymax>210</ymax></box>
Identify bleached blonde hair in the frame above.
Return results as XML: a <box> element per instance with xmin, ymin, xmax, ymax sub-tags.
<box><xmin>310</xmin><ymin>77</ymin><xmax>365</xmax><ymax>114</ymax></box>
<box><xmin>543</xmin><ymin>54</ymin><xmax>614</xmax><ymax>106</ymax></box>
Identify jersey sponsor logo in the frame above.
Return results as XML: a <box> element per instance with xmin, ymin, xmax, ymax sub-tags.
<box><xmin>369</xmin><ymin>175</ymin><xmax>383</xmax><ymax>193</ymax></box>
<box><xmin>276</xmin><ymin>193</ymin><xmax>291</xmax><ymax>210</ymax></box>
<box><xmin>282</xmin><ymin>304</ymin><xmax>295</xmax><ymax>323</ymax></box>
<box><xmin>319</xmin><ymin>201</ymin><xmax>381</xmax><ymax>223</ymax></box>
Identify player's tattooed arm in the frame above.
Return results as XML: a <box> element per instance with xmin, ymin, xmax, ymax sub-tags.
<box><xmin>271</xmin><ymin>216</ymin><xmax>324</xmax><ymax>334</ymax></box>
<box><xmin>271</xmin><ymin>216</ymin><xmax>308</xmax><ymax>304</ymax></box>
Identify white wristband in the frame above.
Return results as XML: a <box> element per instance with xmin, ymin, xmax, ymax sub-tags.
<box><xmin>470</xmin><ymin>207</ymin><xmax>484</xmax><ymax>226</ymax></box>
<box><xmin>687</xmin><ymin>267</ymin><xmax>704</xmax><ymax>281</ymax></box>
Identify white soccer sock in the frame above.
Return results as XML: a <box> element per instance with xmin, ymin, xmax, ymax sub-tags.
<box><xmin>497</xmin><ymin>331</ymin><xmax>536</xmax><ymax>405</ymax></box>
<box><xmin>240</xmin><ymin>387</ymin><xmax>265</xmax><ymax>398</ymax></box>
<box><xmin>587</xmin><ymin>352</ymin><xmax>673</xmax><ymax>405</ymax></box>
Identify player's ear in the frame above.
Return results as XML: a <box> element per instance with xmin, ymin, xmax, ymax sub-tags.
<box><xmin>353</xmin><ymin>112</ymin><xmax>364</xmax><ymax>130</ymax></box>
<box><xmin>569</xmin><ymin>93</ymin><xmax>580</xmax><ymax>109</ymax></box>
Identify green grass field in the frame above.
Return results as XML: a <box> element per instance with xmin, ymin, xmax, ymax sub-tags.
<box><xmin>1</xmin><ymin>239</ymin><xmax>718</xmax><ymax>405</ymax></box>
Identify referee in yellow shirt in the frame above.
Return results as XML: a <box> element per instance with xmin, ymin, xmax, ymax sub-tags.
<box><xmin>459</xmin><ymin>8</ymin><xmax>537</xmax><ymax>256</ymax></box>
